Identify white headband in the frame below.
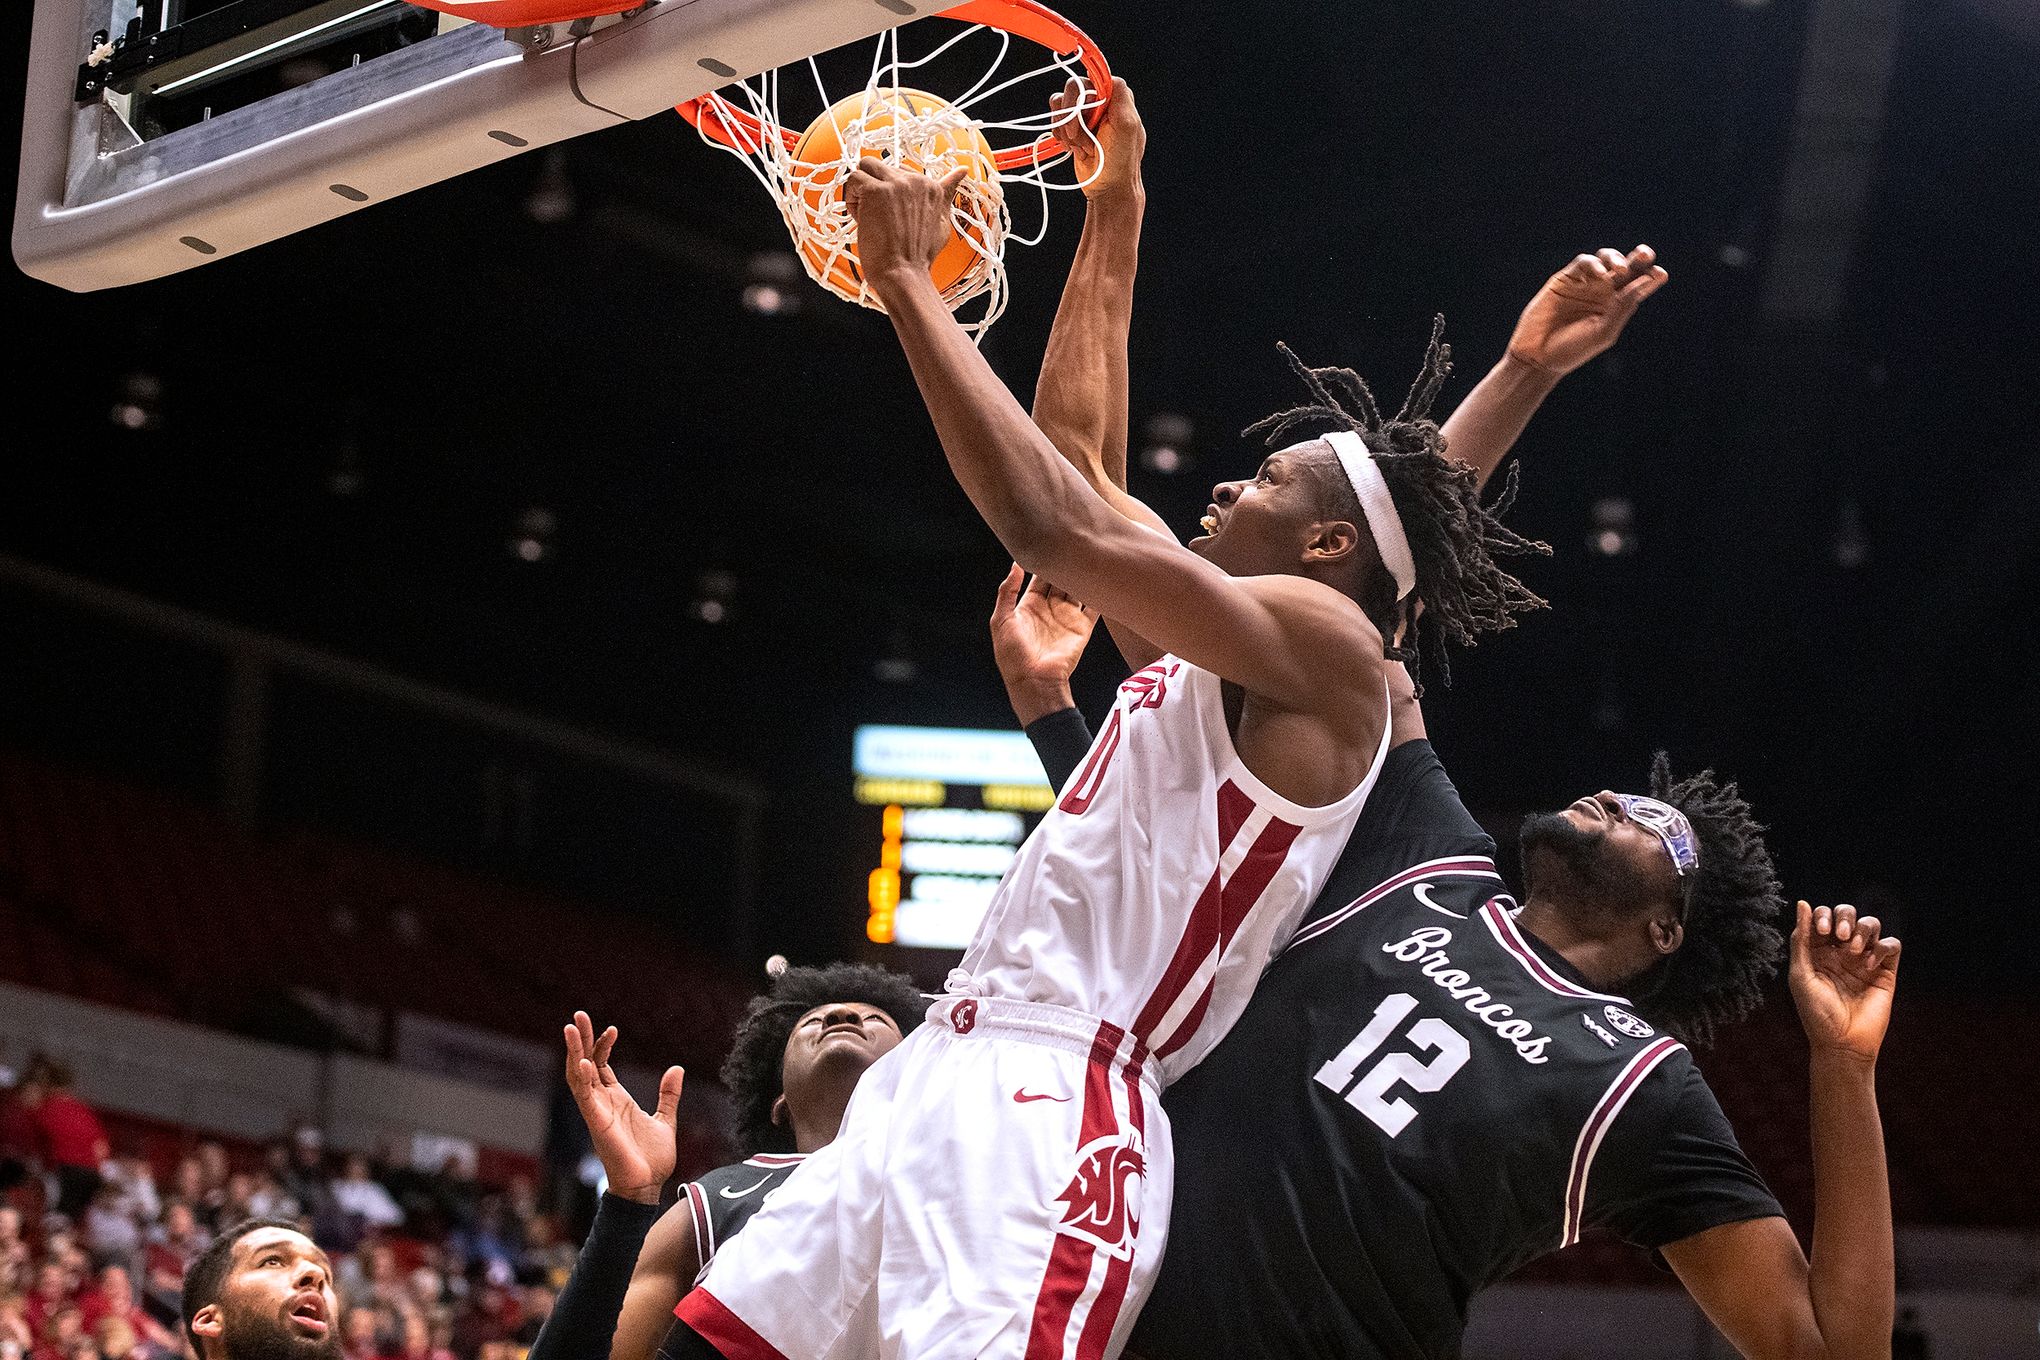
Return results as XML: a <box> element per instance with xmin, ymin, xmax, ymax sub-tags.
<box><xmin>1324</xmin><ymin>430</ymin><xmax>1416</xmax><ymax>602</ymax></box>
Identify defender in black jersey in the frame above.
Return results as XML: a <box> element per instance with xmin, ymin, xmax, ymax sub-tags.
<box><xmin>1016</xmin><ymin>654</ymin><xmax>1900</xmax><ymax>1359</ymax></box>
<box><xmin>527</xmin><ymin>965</ymin><xmax>924</xmax><ymax>1360</ymax></box>
<box><xmin>997</xmin><ymin>175</ymin><xmax>1898</xmax><ymax>1358</ymax></box>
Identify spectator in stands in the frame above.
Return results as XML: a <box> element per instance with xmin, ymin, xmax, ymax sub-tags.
<box><xmin>141</xmin><ymin>1203</ymin><xmax>208</xmax><ymax>1319</ymax></box>
<box><xmin>80</xmin><ymin>1188</ymin><xmax>140</xmax><ymax>1276</ymax></box>
<box><xmin>394</xmin><ymin>1311</ymin><xmax>452</xmax><ymax>1360</ymax></box>
<box><xmin>80</xmin><ymin>1268</ymin><xmax>171</xmax><ymax>1360</ymax></box>
<box><xmin>513</xmin><ymin>1221</ymin><xmax>570</xmax><ymax>1294</ymax></box>
<box><xmin>16</xmin><ymin>1061</ymin><xmax>108</xmax><ymax>1220</ymax></box>
<box><xmin>338</xmin><ymin>1307</ymin><xmax>385</xmax><ymax>1360</ymax></box>
<box><xmin>97</xmin><ymin>1156</ymin><xmax>158</xmax><ymax>1239</ymax></box>
<box><xmin>0</xmin><ymin>1291</ymin><xmax>33</xmax><ymax>1354</ymax></box>
<box><xmin>192</xmin><ymin>1148</ymin><xmax>231</xmax><ymax>1232</ymax></box>
<box><xmin>510</xmin><ymin>1286</ymin><xmax>550</xmax><ymax>1348</ymax></box>
<box><xmin>0</xmin><ymin>1209</ymin><xmax>28</xmax><ymax>1293</ymax></box>
<box><xmin>23</xmin><ymin>1263</ymin><xmax>71</xmax><ymax>1337</ymax></box>
<box><xmin>179</xmin><ymin>1220</ymin><xmax>339</xmax><ymax>1360</ymax></box>
<box><xmin>30</xmin><ymin>1304</ymin><xmax>83</xmax><ymax>1360</ymax></box>
<box><xmin>327</xmin><ymin>1164</ymin><xmax>400</xmax><ymax>1243</ymax></box>
<box><xmin>91</xmin><ymin>1315</ymin><xmax>138</xmax><ymax>1360</ymax></box>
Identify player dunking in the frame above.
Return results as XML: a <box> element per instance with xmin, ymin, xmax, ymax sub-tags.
<box><xmin>667</xmin><ymin>82</ymin><xmax>1544</xmax><ymax>1360</ymax></box>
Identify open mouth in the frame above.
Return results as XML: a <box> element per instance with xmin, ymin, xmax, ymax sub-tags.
<box><xmin>1198</xmin><ymin>504</ymin><xmax>1221</xmax><ymax>535</ymax></box>
<box><xmin>288</xmin><ymin>1295</ymin><xmax>329</xmax><ymax>1337</ymax></box>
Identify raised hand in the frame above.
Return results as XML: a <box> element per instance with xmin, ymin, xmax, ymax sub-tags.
<box><xmin>563</xmin><ymin>1011</ymin><xmax>684</xmax><ymax>1204</ymax></box>
<box><xmin>845</xmin><ymin>157</ymin><xmax>970</xmax><ymax>296</ymax></box>
<box><xmin>1788</xmin><ymin>901</ymin><xmax>1902</xmax><ymax>1066</ymax></box>
<box><xmin>1048</xmin><ymin>76</ymin><xmax>1143</xmax><ymax>200</ymax></box>
<box><xmin>1506</xmin><ymin>245</ymin><xmax>1668</xmax><ymax>377</ymax></box>
<box><xmin>992</xmin><ymin>563</ymin><xmax>1098</xmax><ymax>724</ymax></box>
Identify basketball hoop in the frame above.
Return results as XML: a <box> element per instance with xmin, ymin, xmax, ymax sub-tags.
<box><xmin>677</xmin><ymin>0</ymin><xmax>1112</xmax><ymax>336</ymax></box>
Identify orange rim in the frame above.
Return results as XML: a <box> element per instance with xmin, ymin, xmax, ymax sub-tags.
<box><xmin>675</xmin><ymin>0</ymin><xmax>1112</xmax><ymax>174</ymax></box>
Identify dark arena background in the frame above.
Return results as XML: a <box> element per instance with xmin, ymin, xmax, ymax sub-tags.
<box><xmin>3</xmin><ymin>1</ymin><xmax>2037</xmax><ymax>1356</ymax></box>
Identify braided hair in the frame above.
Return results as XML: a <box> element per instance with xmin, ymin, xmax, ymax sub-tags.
<box><xmin>1631</xmin><ymin>752</ymin><xmax>1787</xmax><ymax>1046</ymax></box>
<box><xmin>720</xmin><ymin>962</ymin><xmax>926</xmax><ymax>1155</ymax></box>
<box><xmin>1242</xmin><ymin>322</ymin><xmax>1550</xmax><ymax>686</ymax></box>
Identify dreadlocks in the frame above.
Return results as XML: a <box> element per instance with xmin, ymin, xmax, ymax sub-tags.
<box><xmin>720</xmin><ymin>962</ymin><xmax>926</xmax><ymax>1156</ymax></box>
<box><xmin>1242</xmin><ymin>322</ymin><xmax>1550</xmax><ymax>686</ymax></box>
<box><xmin>1632</xmin><ymin>752</ymin><xmax>1787</xmax><ymax>1046</ymax></box>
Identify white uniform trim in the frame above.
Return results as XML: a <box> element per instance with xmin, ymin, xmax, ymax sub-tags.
<box><xmin>1285</xmin><ymin>856</ymin><xmax>1505</xmax><ymax>952</ymax></box>
<box><xmin>1559</xmin><ymin>1034</ymin><xmax>1685</xmax><ymax>1247</ymax></box>
<box><xmin>1477</xmin><ymin>901</ymin><xmax>1633</xmax><ymax>1006</ymax></box>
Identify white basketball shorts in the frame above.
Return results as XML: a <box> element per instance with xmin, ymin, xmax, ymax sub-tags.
<box><xmin>675</xmin><ymin>995</ymin><xmax>1170</xmax><ymax>1360</ymax></box>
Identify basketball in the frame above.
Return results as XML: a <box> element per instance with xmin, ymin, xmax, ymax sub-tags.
<box><xmin>791</xmin><ymin>89</ymin><xmax>999</xmax><ymax>297</ymax></box>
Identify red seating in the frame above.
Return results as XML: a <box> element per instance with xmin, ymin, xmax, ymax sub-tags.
<box><xmin>0</xmin><ymin>749</ymin><xmax>749</xmax><ymax>1078</ymax></box>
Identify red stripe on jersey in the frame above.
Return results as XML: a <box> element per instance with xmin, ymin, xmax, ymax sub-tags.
<box><xmin>1058</xmin><ymin>709</ymin><xmax>1124</xmax><ymax>815</ymax></box>
<box><xmin>673</xmin><ymin>1288</ymin><xmax>789</xmax><ymax>1360</ymax></box>
<box><xmin>1132</xmin><ymin>781</ymin><xmax>1284</xmax><ymax>1048</ymax></box>
<box><xmin>1561</xmin><ymin>1036</ymin><xmax>1683</xmax><ymax>1246</ymax></box>
<box><xmin>1131</xmin><ymin>859</ymin><xmax>1230</xmax><ymax>1042</ymax></box>
<box><xmin>685</xmin><ymin>1182</ymin><xmax>714</xmax><ymax>1267</ymax></box>
<box><xmin>1215</xmin><ymin>777</ymin><xmax>1254</xmax><ymax>850</ymax></box>
<box><xmin>1024</xmin><ymin>1022</ymin><xmax>1128</xmax><ymax>1360</ymax></box>
<box><xmin>1073</xmin><ymin>1254</ymin><xmax>1133</xmax><ymax>1360</ymax></box>
<box><xmin>1150</xmin><ymin>810</ymin><xmax>1303</xmax><ymax>1059</ymax></box>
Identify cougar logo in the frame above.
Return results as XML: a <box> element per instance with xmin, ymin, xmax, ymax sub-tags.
<box><xmin>1053</xmin><ymin>1136</ymin><xmax>1147</xmax><ymax>1260</ymax></box>
<box><xmin>951</xmin><ymin>999</ymin><xmax>979</xmax><ymax>1034</ymax></box>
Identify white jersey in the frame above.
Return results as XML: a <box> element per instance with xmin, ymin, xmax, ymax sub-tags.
<box><xmin>960</xmin><ymin>655</ymin><xmax>1389</xmax><ymax>1084</ymax></box>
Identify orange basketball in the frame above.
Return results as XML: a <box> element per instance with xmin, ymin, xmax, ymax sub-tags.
<box><xmin>791</xmin><ymin>89</ymin><xmax>998</xmax><ymax>297</ymax></box>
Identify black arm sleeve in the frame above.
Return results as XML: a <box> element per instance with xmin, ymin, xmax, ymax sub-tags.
<box><xmin>1025</xmin><ymin>707</ymin><xmax>1094</xmax><ymax>792</ymax></box>
<box><xmin>527</xmin><ymin>1193</ymin><xmax>663</xmax><ymax>1360</ymax></box>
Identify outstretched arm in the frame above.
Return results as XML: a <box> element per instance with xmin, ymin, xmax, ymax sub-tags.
<box><xmin>847</xmin><ymin>159</ymin><xmax>1383</xmax><ymax>746</ymax></box>
<box><xmin>528</xmin><ymin>1015</ymin><xmax>687</xmax><ymax>1360</ymax></box>
<box><xmin>1392</xmin><ymin>245</ymin><xmax>1669</xmax><ymax>747</ymax></box>
<box><xmin>1663</xmin><ymin>902</ymin><xmax>1900</xmax><ymax>1359</ymax></box>
<box><xmin>1031</xmin><ymin>78</ymin><xmax>1172</xmax><ymax>670</ymax></box>
<box><xmin>1441</xmin><ymin>246</ymin><xmax>1667</xmax><ymax>493</ymax></box>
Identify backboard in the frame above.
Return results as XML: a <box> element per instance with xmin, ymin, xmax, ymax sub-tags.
<box><xmin>13</xmin><ymin>0</ymin><xmax>934</xmax><ymax>291</ymax></box>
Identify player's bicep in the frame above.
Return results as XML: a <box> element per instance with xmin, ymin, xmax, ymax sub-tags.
<box><xmin>1029</xmin><ymin>520</ymin><xmax>1379</xmax><ymax>716</ymax></box>
<box><xmin>610</xmin><ymin>1200</ymin><xmax>701</xmax><ymax>1360</ymax></box>
<box><xmin>1664</xmin><ymin>1217</ymin><xmax>1824</xmax><ymax>1359</ymax></box>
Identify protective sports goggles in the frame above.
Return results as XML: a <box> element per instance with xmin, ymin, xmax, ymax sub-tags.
<box><xmin>1612</xmin><ymin>794</ymin><xmax>1699</xmax><ymax>877</ymax></box>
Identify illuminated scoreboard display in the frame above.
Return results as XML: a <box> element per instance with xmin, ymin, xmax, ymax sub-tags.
<box><xmin>853</xmin><ymin>725</ymin><xmax>1056</xmax><ymax>951</ymax></box>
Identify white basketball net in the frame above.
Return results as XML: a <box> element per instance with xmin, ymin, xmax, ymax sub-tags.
<box><xmin>688</xmin><ymin>22</ymin><xmax>1105</xmax><ymax>337</ymax></box>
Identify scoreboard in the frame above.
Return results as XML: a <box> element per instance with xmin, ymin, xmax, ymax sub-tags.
<box><xmin>852</xmin><ymin>724</ymin><xmax>1055</xmax><ymax>951</ymax></box>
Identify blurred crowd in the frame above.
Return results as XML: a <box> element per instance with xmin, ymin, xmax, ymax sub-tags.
<box><xmin>1</xmin><ymin>1056</ymin><xmax>577</xmax><ymax>1360</ymax></box>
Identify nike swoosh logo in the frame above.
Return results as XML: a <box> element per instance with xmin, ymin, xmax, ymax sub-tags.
<box><xmin>1413</xmin><ymin>883</ymin><xmax>1467</xmax><ymax>919</ymax></box>
<box><xmin>718</xmin><ymin>1175</ymin><xmax>772</xmax><ymax>1198</ymax></box>
<box><xmin>1013</xmin><ymin>1090</ymin><xmax>1071</xmax><ymax>1104</ymax></box>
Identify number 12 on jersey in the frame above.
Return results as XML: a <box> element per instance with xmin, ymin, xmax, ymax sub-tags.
<box><xmin>1314</xmin><ymin>992</ymin><xmax>1470</xmax><ymax>1136</ymax></box>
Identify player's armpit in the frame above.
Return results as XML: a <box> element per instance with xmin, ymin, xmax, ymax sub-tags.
<box><xmin>610</xmin><ymin>1200</ymin><xmax>701</xmax><ymax>1360</ymax></box>
<box><xmin>1663</xmin><ymin>1216</ymin><xmax>1829</xmax><ymax>1360</ymax></box>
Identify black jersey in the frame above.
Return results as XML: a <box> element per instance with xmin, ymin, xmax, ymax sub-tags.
<box><xmin>680</xmin><ymin>1153</ymin><xmax>807</xmax><ymax>1275</ymax></box>
<box><xmin>1130</xmin><ymin>742</ymin><xmax>1782</xmax><ymax>1360</ymax></box>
